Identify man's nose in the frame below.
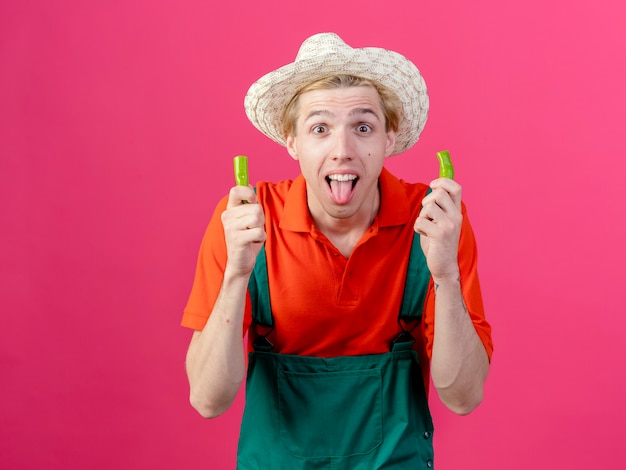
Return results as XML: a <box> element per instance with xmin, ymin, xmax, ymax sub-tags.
<box><xmin>331</xmin><ymin>129</ymin><xmax>353</xmax><ymax>160</ymax></box>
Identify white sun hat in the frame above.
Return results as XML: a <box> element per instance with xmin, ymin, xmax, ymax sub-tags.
<box><xmin>244</xmin><ymin>32</ymin><xmax>429</xmax><ymax>156</ymax></box>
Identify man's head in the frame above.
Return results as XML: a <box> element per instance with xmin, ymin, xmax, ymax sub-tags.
<box><xmin>244</xmin><ymin>33</ymin><xmax>429</xmax><ymax>156</ymax></box>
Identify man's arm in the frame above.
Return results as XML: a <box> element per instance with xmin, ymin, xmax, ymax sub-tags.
<box><xmin>414</xmin><ymin>178</ymin><xmax>489</xmax><ymax>415</ymax></box>
<box><xmin>185</xmin><ymin>185</ymin><xmax>265</xmax><ymax>418</ymax></box>
<box><xmin>428</xmin><ymin>276</ymin><xmax>489</xmax><ymax>414</ymax></box>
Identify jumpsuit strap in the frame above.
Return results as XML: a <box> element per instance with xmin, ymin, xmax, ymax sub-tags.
<box><xmin>248</xmin><ymin>244</ymin><xmax>273</xmax><ymax>328</ymax></box>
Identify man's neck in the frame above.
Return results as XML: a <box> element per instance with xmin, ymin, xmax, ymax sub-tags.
<box><xmin>309</xmin><ymin>188</ymin><xmax>380</xmax><ymax>258</ymax></box>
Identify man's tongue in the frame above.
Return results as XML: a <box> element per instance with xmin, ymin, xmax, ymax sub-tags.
<box><xmin>329</xmin><ymin>179</ymin><xmax>354</xmax><ymax>204</ymax></box>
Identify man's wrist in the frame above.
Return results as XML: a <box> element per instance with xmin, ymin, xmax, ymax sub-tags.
<box><xmin>432</xmin><ymin>272</ymin><xmax>461</xmax><ymax>292</ymax></box>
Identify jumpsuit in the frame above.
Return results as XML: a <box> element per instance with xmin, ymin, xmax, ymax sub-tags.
<box><xmin>237</xmin><ymin>231</ymin><xmax>436</xmax><ymax>469</ymax></box>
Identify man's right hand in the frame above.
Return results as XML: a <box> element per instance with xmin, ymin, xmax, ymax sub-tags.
<box><xmin>186</xmin><ymin>184</ymin><xmax>265</xmax><ymax>419</ymax></box>
<box><xmin>221</xmin><ymin>185</ymin><xmax>266</xmax><ymax>277</ymax></box>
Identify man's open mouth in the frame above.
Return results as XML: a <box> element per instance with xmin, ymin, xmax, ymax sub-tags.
<box><xmin>326</xmin><ymin>174</ymin><xmax>358</xmax><ymax>204</ymax></box>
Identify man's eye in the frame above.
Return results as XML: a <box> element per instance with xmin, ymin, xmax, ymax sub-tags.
<box><xmin>312</xmin><ymin>125</ymin><xmax>327</xmax><ymax>134</ymax></box>
<box><xmin>357</xmin><ymin>124</ymin><xmax>372</xmax><ymax>133</ymax></box>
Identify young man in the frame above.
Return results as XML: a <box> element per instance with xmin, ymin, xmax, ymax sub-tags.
<box><xmin>182</xmin><ymin>33</ymin><xmax>493</xmax><ymax>469</ymax></box>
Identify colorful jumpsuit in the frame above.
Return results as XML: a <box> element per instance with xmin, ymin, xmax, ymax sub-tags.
<box><xmin>237</xmin><ymin>231</ymin><xmax>436</xmax><ymax>469</ymax></box>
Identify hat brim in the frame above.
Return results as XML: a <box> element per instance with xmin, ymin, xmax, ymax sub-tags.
<box><xmin>244</xmin><ymin>34</ymin><xmax>429</xmax><ymax>156</ymax></box>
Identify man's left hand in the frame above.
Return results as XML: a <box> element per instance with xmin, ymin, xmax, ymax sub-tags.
<box><xmin>414</xmin><ymin>178</ymin><xmax>463</xmax><ymax>282</ymax></box>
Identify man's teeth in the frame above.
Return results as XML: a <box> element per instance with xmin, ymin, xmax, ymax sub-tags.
<box><xmin>327</xmin><ymin>174</ymin><xmax>357</xmax><ymax>182</ymax></box>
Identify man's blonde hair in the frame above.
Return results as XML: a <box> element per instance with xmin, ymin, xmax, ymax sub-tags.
<box><xmin>281</xmin><ymin>74</ymin><xmax>403</xmax><ymax>138</ymax></box>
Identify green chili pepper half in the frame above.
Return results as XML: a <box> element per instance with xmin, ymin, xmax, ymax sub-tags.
<box><xmin>436</xmin><ymin>150</ymin><xmax>455</xmax><ymax>180</ymax></box>
<box><xmin>233</xmin><ymin>155</ymin><xmax>248</xmax><ymax>187</ymax></box>
<box><xmin>233</xmin><ymin>155</ymin><xmax>249</xmax><ymax>204</ymax></box>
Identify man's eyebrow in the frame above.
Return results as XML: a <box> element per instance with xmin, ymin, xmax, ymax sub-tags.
<box><xmin>304</xmin><ymin>110</ymin><xmax>333</xmax><ymax>121</ymax></box>
<box><xmin>304</xmin><ymin>108</ymin><xmax>381</xmax><ymax>121</ymax></box>
<box><xmin>349</xmin><ymin>107</ymin><xmax>381</xmax><ymax>120</ymax></box>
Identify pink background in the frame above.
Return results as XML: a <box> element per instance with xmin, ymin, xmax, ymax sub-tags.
<box><xmin>1</xmin><ymin>0</ymin><xmax>624</xmax><ymax>468</ymax></box>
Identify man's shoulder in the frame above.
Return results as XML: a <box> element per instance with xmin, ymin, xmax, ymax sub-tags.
<box><xmin>255</xmin><ymin>176</ymin><xmax>308</xmax><ymax>227</ymax></box>
<box><xmin>255</xmin><ymin>178</ymin><xmax>296</xmax><ymax>207</ymax></box>
<box><xmin>380</xmin><ymin>168</ymin><xmax>431</xmax><ymax>202</ymax></box>
<box><xmin>256</xmin><ymin>178</ymin><xmax>295</xmax><ymax>194</ymax></box>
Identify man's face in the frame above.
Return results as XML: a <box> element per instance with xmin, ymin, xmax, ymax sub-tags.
<box><xmin>286</xmin><ymin>85</ymin><xmax>396</xmax><ymax>224</ymax></box>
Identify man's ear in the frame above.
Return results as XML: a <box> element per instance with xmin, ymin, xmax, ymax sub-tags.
<box><xmin>286</xmin><ymin>135</ymin><xmax>298</xmax><ymax>160</ymax></box>
<box><xmin>384</xmin><ymin>131</ymin><xmax>397</xmax><ymax>158</ymax></box>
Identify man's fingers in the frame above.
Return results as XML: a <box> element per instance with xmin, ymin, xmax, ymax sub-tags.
<box><xmin>428</xmin><ymin>179</ymin><xmax>462</xmax><ymax>209</ymax></box>
<box><xmin>222</xmin><ymin>204</ymin><xmax>265</xmax><ymax>232</ymax></box>
<box><xmin>227</xmin><ymin>185</ymin><xmax>257</xmax><ymax>208</ymax></box>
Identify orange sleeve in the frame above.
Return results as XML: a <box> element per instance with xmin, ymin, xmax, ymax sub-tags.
<box><xmin>422</xmin><ymin>203</ymin><xmax>494</xmax><ymax>361</ymax></box>
<box><xmin>181</xmin><ymin>195</ymin><xmax>252</xmax><ymax>335</ymax></box>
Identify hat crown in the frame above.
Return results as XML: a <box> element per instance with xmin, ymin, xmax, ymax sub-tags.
<box><xmin>295</xmin><ymin>33</ymin><xmax>348</xmax><ymax>62</ymax></box>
